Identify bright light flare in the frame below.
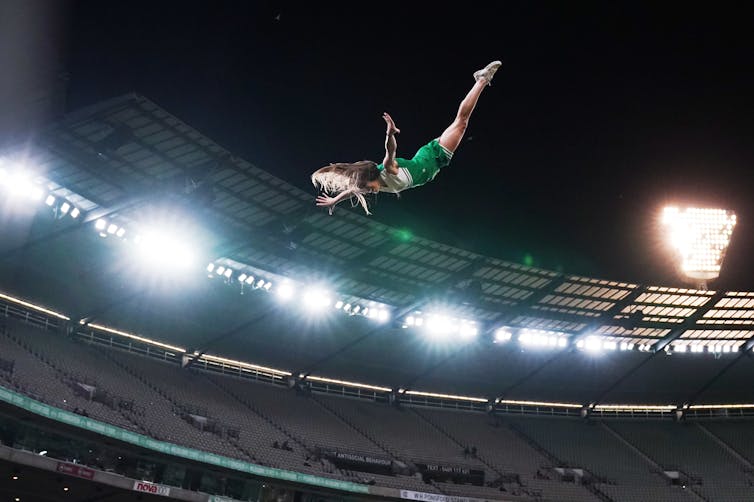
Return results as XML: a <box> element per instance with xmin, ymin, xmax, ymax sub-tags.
<box><xmin>518</xmin><ymin>328</ymin><xmax>568</xmax><ymax>349</ymax></box>
<box><xmin>132</xmin><ymin>230</ymin><xmax>196</xmax><ymax>270</ymax></box>
<box><xmin>303</xmin><ymin>288</ymin><xmax>331</xmax><ymax>311</ymax></box>
<box><xmin>423</xmin><ymin>313</ymin><xmax>477</xmax><ymax>341</ymax></box>
<box><xmin>276</xmin><ymin>281</ymin><xmax>295</xmax><ymax>301</ymax></box>
<box><xmin>662</xmin><ymin>206</ymin><xmax>736</xmax><ymax>281</ymax></box>
<box><xmin>494</xmin><ymin>328</ymin><xmax>512</xmax><ymax>343</ymax></box>
<box><xmin>0</xmin><ymin>170</ymin><xmax>43</xmax><ymax>201</ymax></box>
<box><xmin>425</xmin><ymin>314</ymin><xmax>456</xmax><ymax>339</ymax></box>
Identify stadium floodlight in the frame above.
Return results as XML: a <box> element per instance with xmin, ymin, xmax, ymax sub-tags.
<box><xmin>661</xmin><ymin>206</ymin><xmax>737</xmax><ymax>285</ymax></box>
<box><xmin>424</xmin><ymin>314</ymin><xmax>454</xmax><ymax>339</ymax></box>
<box><xmin>519</xmin><ymin>328</ymin><xmax>567</xmax><ymax>349</ymax></box>
<box><xmin>494</xmin><ymin>328</ymin><xmax>512</xmax><ymax>343</ymax></box>
<box><xmin>115</xmin><ymin>227</ymin><xmax>126</xmax><ymax>238</ymax></box>
<box><xmin>95</xmin><ymin>219</ymin><xmax>107</xmax><ymax>231</ymax></box>
<box><xmin>206</xmin><ymin>263</ymin><xmax>215</xmax><ymax>273</ymax></box>
<box><xmin>60</xmin><ymin>202</ymin><xmax>70</xmax><ymax>215</ymax></box>
<box><xmin>378</xmin><ymin>309</ymin><xmax>390</xmax><ymax>323</ymax></box>
<box><xmin>132</xmin><ymin>230</ymin><xmax>196</xmax><ymax>271</ymax></box>
<box><xmin>1</xmin><ymin>171</ymin><xmax>43</xmax><ymax>201</ymax></box>
<box><xmin>334</xmin><ymin>300</ymin><xmax>344</xmax><ymax>310</ymax></box>
<box><xmin>245</xmin><ymin>275</ymin><xmax>254</xmax><ymax>285</ymax></box>
<box><xmin>45</xmin><ymin>195</ymin><xmax>55</xmax><ymax>206</ymax></box>
<box><xmin>238</xmin><ymin>273</ymin><xmax>247</xmax><ymax>283</ymax></box>
<box><xmin>70</xmin><ymin>207</ymin><xmax>80</xmax><ymax>218</ymax></box>
<box><xmin>584</xmin><ymin>336</ymin><xmax>603</xmax><ymax>352</ymax></box>
<box><xmin>425</xmin><ymin>314</ymin><xmax>454</xmax><ymax>338</ymax></box>
<box><xmin>303</xmin><ymin>288</ymin><xmax>331</xmax><ymax>311</ymax></box>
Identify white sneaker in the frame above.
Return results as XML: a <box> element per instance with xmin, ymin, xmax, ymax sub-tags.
<box><xmin>473</xmin><ymin>60</ymin><xmax>502</xmax><ymax>86</ymax></box>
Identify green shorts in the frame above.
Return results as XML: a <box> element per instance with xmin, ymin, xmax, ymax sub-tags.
<box><xmin>397</xmin><ymin>138</ymin><xmax>453</xmax><ymax>187</ymax></box>
<box><xmin>378</xmin><ymin>138</ymin><xmax>453</xmax><ymax>189</ymax></box>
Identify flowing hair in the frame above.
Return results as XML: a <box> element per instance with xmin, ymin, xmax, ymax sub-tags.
<box><xmin>311</xmin><ymin>161</ymin><xmax>380</xmax><ymax>215</ymax></box>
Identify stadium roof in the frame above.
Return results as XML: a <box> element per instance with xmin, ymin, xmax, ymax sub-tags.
<box><xmin>2</xmin><ymin>93</ymin><xmax>754</xmax><ymax>406</ymax></box>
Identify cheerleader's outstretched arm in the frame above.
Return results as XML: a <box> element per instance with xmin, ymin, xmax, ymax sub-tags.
<box><xmin>382</xmin><ymin>112</ymin><xmax>400</xmax><ymax>175</ymax></box>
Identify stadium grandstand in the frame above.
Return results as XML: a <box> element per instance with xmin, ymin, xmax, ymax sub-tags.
<box><xmin>3</xmin><ymin>93</ymin><xmax>754</xmax><ymax>502</ymax></box>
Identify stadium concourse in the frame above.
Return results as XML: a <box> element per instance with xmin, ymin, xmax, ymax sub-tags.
<box><xmin>2</xmin><ymin>94</ymin><xmax>754</xmax><ymax>501</ymax></box>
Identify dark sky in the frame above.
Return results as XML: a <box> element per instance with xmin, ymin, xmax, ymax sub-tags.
<box><xmin>41</xmin><ymin>1</ymin><xmax>754</xmax><ymax>289</ymax></box>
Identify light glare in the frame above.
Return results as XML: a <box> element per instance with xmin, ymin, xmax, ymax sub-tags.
<box><xmin>662</xmin><ymin>206</ymin><xmax>736</xmax><ymax>280</ymax></box>
<box><xmin>277</xmin><ymin>282</ymin><xmax>294</xmax><ymax>300</ymax></box>
<box><xmin>133</xmin><ymin>231</ymin><xmax>196</xmax><ymax>270</ymax></box>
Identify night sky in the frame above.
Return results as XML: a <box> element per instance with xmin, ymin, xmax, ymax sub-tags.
<box><xmin>15</xmin><ymin>1</ymin><xmax>754</xmax><ymax>289</ymax></box>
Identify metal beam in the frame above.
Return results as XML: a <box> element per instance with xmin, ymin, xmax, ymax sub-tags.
<box><xmin>398</xmin><ymin>342</ymin><xmax>482</xmax><ymax>394</ymax></box>
<box><xmin>653</xmin><ymin>290</ymin><xmax>726</xmax><ymax>353</ymax></box>
<box><xmin>684</xmin><ymin>351</ymin><xmax>749</xmax><ymax>406</ymax></box>
<box><xmin>589</xmin><ymin>352</ymin><xmax>657</xmax><ymax>405</ymax></box>
<box><xmin>183</xmin><ymin>304</ymin><xmax>279</xmax><ymax>370</ymax></box>
<box><xmin>496</xmin><ymin>348</ymin><xmax>572</xmax><ymax>400</ymax></box>
<box><xmin>573</xmin><ymin>285</ymin><xmax>647</xmax><ymax>340</ymax></box>
<box><xmin>299</xmin><ymin>301</ymin><xmax>420</xmax><ymax>376</ymax></box>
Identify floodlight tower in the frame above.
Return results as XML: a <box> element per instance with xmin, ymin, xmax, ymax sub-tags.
<box><xmin>661</xmin><ymin>206</ymin><xmax>737</xmax><ymax>289</ymax></box>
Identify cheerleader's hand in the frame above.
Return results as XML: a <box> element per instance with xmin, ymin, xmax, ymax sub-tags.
<box><xmin>316</xmin><ymin>194</ymin><xmax>336</xmax><ymax>215</ymax></box>
<box><xmin>383</xmin><ymin>112</ymin><xmax>400</xmax><ymax>136</ymax></box>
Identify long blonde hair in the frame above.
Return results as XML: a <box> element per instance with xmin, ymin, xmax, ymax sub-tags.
<box><xmin>311</xmin><ymin>161</ymin><xmax>380</xmax><ymax>215</ymax></box>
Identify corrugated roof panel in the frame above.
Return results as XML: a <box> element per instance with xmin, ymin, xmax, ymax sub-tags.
<box><xmin>123</xmin><ymin>115</ymin><xmax>152</xmax><ymax>130</ymax></box>
<box><xmin>162</xmin><ymin>142</ymin><xmax>196</xmax><ymax>160</ymax></box>
<box><xmin>510</xmin><ymin>316</ymin><xmax>586</xmax><ymax>332</ymax></box>
<box><xmin>705</xmin><ymin>309</ymin><xmax>754</xmax><ymax>319</ymax></box>
<box><xmin>681</xmin><ymin>329</ymin><xmax>754</xmax><ymax>340</ymax></box>
<box><xmin>71</xmin><ymin>121</ymin><xmax>107</xmax><ymax>137</ymax></box>
<box><xmin>533</xmin><ymin>306</ymin><xmax>602</xmax><ymax>318</ymax></box>
<box><xmin>716</xmin><ymin>297</ymin><xmax>754</xmax><ymax>309</ymax></box>
<box><xmin>595</xmin><ymin>325</ymin><xmax>670</xmax><ymax>338</ymax></box>
<box><xmin>568</xmin><ymin>275</ymin><xmax>637</xmax><ymax>289</ymax></box>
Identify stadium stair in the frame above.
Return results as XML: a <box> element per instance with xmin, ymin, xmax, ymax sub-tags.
<box><xmin>201</xmin><ymin>374</ymin><xmax>310</xmax><ymax>454</ymax></box>
<box><xmin>410</xmin><ymin>407</ymin><xmax>513</xmax><ymax>481</ymax></box>
<box><xmin>603</xmin><ymin>422</ymin><xmax>711</xmax><ymax>502</ymax></box>
<box><xmin>695</xmin><ymin>422</ymin><xmax>754</xmax><ymax>470</ymax></box>
<box><xmin>507</xmin><ymin>420</ymin><xmax>615</xmax><ymax>502</ymax></box>
<box><xmin>309</xmin><ymin>393</ymin><xmax>403</xmax><ymax>461</ymax></box>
